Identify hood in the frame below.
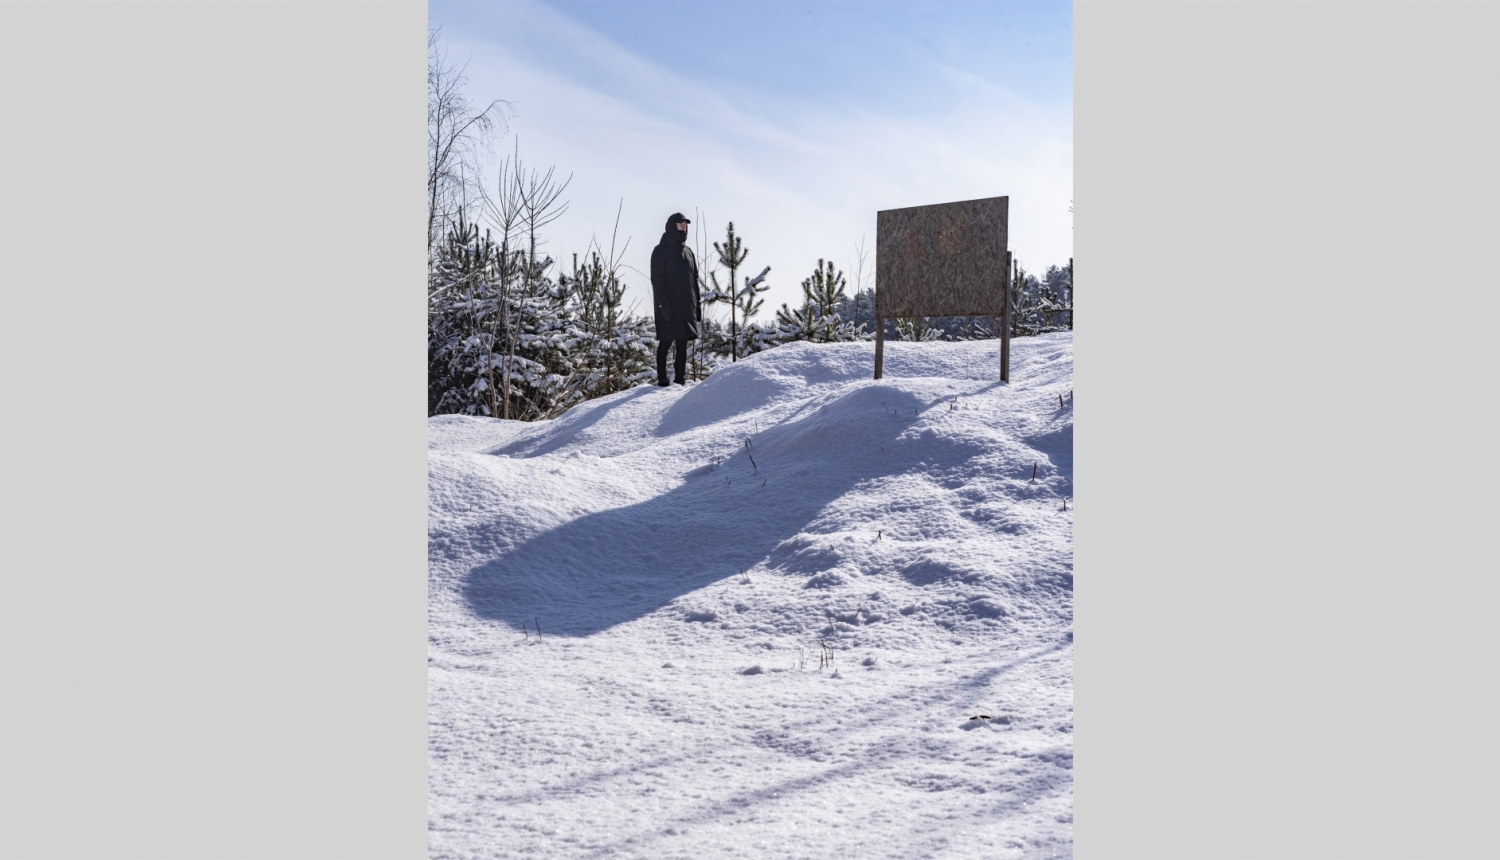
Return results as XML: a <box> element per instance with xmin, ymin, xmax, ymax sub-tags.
<box><xmin>662</xmin><ymin>213</ymin><xmax>688</xmax><ymax>244</ymax></box>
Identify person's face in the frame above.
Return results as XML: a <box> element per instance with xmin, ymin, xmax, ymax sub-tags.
<box><xmin>676</xmin><ymin>220</ymin><xmax>689</xmax><ymax>233</ymax></box>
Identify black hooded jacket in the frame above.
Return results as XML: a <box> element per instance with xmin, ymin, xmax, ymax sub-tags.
<box><xmin>650</xmin><ymin>215</ymin><xmax>701</xmax><ymax>340</ymax></box>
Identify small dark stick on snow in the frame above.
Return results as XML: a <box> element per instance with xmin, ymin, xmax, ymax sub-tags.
<box><xmin>535</xmin><ymin>617</ymin><xmax>543</xmax><ymax>638</ymax></box>
<box><xmin>877</xmin><ymin>530</ymin><xmax>882</xmax><ymax>541</ymax></box>
<box><xmin>1061</xmin><ymin>499</ymin><xmax>1069</xmax><ymax>512</ymax></box>
<box><xmin>522</xmin><ymin>621</ymin><xmax>529</xmax><ymax>639</ymax></box>
<box><xmin>748</xmin><ymin>451</ymin><xmax>757</xmax><ymax>472</ymax></box>
<box><xmin>1031</xmin><ymin>463</ymin><xmax>1037</xmax><ymax>483</ymax></box>
<box><xmin>1059</xmin><ymin>393</ymin><xmax>1065</xmax><ymax>409</ymax></box>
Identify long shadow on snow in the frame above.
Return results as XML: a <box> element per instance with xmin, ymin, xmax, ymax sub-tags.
<box><xmin>461</xmin><ymin>638</ymin><xmax>1073</xmax><ymax>813</ymax></box>
<box><xmin>650</xmin><ymin>361</ymin><xmax>797</xmax><ymax>439</ymax></box>
<box><xmin>485</xmin><ymin>386</ymin><xmax>656</xmax><ymax>459</ymax></box>
<box><xmin>578</xmin><ymin>643</ymin><xmax>1076</xmax><ymax>857</ymax></box>
<box><xmin>463</xmin><ymin>384</ymin><xmax>991</xmax><ymax>636</ymax></box>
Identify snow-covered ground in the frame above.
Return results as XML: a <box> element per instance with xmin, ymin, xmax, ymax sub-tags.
<box><xmin>428</xmin><ymin>334</ymin><xmax>1074</xmax><ymax>859</ymax></box>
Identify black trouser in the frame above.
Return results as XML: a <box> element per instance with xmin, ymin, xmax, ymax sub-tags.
<box><xmin>656</xmin><ymin>337</ymin><xmax>688</xmax><ymax>384</ymax></box>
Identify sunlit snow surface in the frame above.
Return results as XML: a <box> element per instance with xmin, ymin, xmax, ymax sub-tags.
<box><xmin>429</xmin><ymin>335</ymin><xmax>1073</xmax><ymax>859</ymax></box>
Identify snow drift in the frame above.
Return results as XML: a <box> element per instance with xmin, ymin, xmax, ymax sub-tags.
<box><xmin>429</xmin><ymin>333</ymin><xmax>1073</xmax><ymax>859</ymax></box>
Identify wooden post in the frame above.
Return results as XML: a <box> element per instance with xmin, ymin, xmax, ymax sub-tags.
<box><xmin>873</xmin><ymin>315</ymin><xmax>885</xmax><ymax>379</ymax></box>
<box><xmin>1000</xmin><ymin>253</ymin><xmax>1011</xmax><ymax>383</ymax></box>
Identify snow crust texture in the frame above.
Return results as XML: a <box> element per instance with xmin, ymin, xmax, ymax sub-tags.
<box><xmin>429</xmin><ymin>334</ymin><xmax>1073</xmax><ymax>859</ymax></box>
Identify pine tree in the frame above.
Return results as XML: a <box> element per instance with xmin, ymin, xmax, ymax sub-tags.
<box><xmin>500</xmin><ymin>253</ymin><xmax>584</xmax><ymax>419</ymax></box>
<box><xmin>894</xmin><ymin>316</ymin><xmax>943</xmax><ymax>342</ymax></box>
<box><xmin>727</xmin><ymin>265</ymin><xmax>772</xmax><ymax>358</ymax></box>
<box><xmin>833</xmin><ymin>288</ymin><xmax>877</xmax><ymax>334</ymax></box>
<box><xmin>428</xmin><ymin>213</ymin><xmax>508</xmax><ymax>416</ymax></box>
<box><xmin>559</xmin><ymin>251</ymin><xmax>655</xmax><ymax>400</ymax></box>
<box><xmin>710</xmin><ymin>222</ymin><xmax>748</xmax><ymax>361</ymax></box>
<box><xmin>429</xmin><ymin>218</ymin><xmax>647</xmax><ymax>420</ymax></box>
<box><xmin>1043</xmin><ymin>263</ymin><xmax>1073</xmax><ymax>332</ymax></box>
<box><xmin>1006</xmin><ymin>260</ymin><xmax>1070</xmax><ymax>337</ymax></box>
<box><xmin>775</xmin><ymin>259</ymin><xmax>868</xmax><ymax>343</ymax></box>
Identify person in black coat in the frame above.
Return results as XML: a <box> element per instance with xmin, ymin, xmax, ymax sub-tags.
<box><xmin>649</xmin><ymin>212</ymin><xmax>702</xmax><ymax>386</ymax></box>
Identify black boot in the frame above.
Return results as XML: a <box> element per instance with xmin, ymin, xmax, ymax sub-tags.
<box><xmin>672</xmin><ymin>338</ymin><xmax>688</xmax><ymax>386</ymax></box>
<box><xmin>655</xmin><ymin>339</ymin><xmax>672</xmax><ymax>386</ymax></box>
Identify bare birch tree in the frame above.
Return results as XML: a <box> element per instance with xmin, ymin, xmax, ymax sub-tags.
<box><xmin>428</xmin><ymin>27</ymin><xmax>512</xmax><ymax>257</ymax></box>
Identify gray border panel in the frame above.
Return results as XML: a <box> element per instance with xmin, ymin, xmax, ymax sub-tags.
<box><xmin>0</xmin><ymin>3</ymin><xmax>428</xmax><ymax>857</ymax></box>
<box><xmin>1078</xmin><ymin>2</ymin><xmax>1500</xmax><ymax>857</ymax></box>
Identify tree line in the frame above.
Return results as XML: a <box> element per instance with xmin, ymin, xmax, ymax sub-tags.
<box><xmin>428</xmin><ymin>30</ymin><xmax>1071</xmax><ymax>419</ymax></box>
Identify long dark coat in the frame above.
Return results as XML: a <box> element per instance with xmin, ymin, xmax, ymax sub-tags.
<box><xmin>650</xmin><ymin>220</ymin><xmax>701</xmax><ymax>340</ymax></box>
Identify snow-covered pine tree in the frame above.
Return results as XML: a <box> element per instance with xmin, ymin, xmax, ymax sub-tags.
<box><xmin>428</xmin><ymin>136</ymin><xmax>661</xmax><ymax>419</ymax></box>
<box><xmin>697</xmin><ymin>222</ymin><xmax>774</xmax><ymax>365</ymax></box>
<box><xmin>736</xmin><ymin>317</ymin><xmax>792</xmax><ymax>355</ymax></box>
<box><xmin>691</xmin><ymin>316</ymin><xmax>733</xmax><ymax>375</ymax></box>
<box><xmin>1008</xmin><ymin>260</ymin><xmax>1068</xmax><ymax>337</ymax></box>
<box><xmin>833</xmin><ymin>288</ymin><xmax>877</xmax><ymax>334</ymax></box>
<box><xmin>1042</xmin><ymin>261</ymin><xmax>1073</xmax><ymax>331</ymax></box>
<box><xmin>721</xmin><ymin>265</ymin><xmax>773</xmax><ymax>358</ymax></box>
<box><xmin>893</xmin><ymin>315</ymin><xmax>944</xmax><ymax>342</ymax></box>
<box><xmin>566</xmin><ymin>250</ymin><xmax>611</xmax><ymax>336</ymax></box>
<box><xmin>430</xmin><ymin>217</ymin><xmax>629</xmax><ymax>420</ymax></box>
<box><xmin>950</xmin><ymin>314</ymin><xmax>1003</xmax><ymax>340</ymax></box>
<box><xmin>558</xmin><ymin>251</ymin><xmax>655</xmax><ymax>401</ymax></box>
<box><xmin>709</xmin><ymin>222</ymin><xmax>748</xmax><ymax>361</ymax></box>
<box><xmin>775</xmin><ymin>259</ymin><xmax>868</xmax><ymax>343</ymax></box>
<box><xmin>732</xmin><ymin>269</ymin><xmax>796</xmax><ymax>356</ymax></box>
<box><xmin>429</xmin><ymin>214</ymin><xmax>512</xmax><ymax>417</ymax></box>
<box><xmin>499</xmin><ymin>254</ymin><xmax>584</xmax><ymax>419</ymax></box>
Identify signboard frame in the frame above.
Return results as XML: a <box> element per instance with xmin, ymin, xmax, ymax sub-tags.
<box><xmin>874</xmin><ymin>195</ymin><xmax>1011</xmax><ymax>381</ymax></box>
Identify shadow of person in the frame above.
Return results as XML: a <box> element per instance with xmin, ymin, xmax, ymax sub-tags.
<box><xmin>486</xmin><ymin>386</ymin><xmax>656</xmax><ymax>459</ymax></box>
<box><xmin>462</xmin><ymin>383</ymin><xmax>982</xmax><ymax>637</ymax></box>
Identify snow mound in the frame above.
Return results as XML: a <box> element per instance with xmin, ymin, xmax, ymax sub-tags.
<box><xmin>429</xmin><ymin>334</ymin><xmax>1073</xmax><ymax>859</ymax></box>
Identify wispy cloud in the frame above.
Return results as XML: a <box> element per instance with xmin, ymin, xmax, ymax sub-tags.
<box><xmin>435</xmin><ymin>0</ymin><xmax>1072</xmax><ymax>314</ymax></box>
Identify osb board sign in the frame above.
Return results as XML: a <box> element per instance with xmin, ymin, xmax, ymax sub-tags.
<box><xmin>876</xmin><ymin>196</ymin><xmax>1008</xmax><ymax>318</ymax></box>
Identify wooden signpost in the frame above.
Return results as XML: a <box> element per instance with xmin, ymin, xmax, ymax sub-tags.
<box><xmin>874</xmin><ymin>195</ymin><xmax>1011</xmax><ymax>382</ymax></box>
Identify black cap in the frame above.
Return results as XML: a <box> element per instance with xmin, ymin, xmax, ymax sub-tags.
<box><xmin>669</xmin><ymin>212</ymin><xmax>690</xmax><ymax>225</ymax></box>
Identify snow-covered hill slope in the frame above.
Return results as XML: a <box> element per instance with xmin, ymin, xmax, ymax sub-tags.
<box><xmin>428</xmin><ymin>334</ymin><xmax>1073</xmax><ymax>859</ymax></box>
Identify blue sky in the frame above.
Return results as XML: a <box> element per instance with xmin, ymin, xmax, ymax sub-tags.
<box><xmin>431</xmin><ymin>0</ymin><xmax>1072</xmax><ymax>317</ymax></box>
